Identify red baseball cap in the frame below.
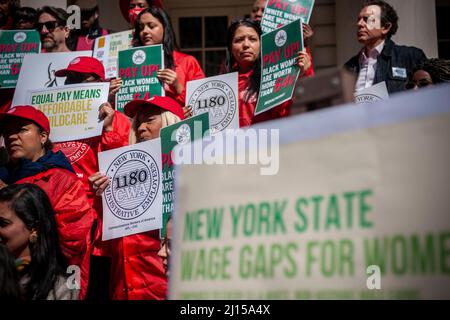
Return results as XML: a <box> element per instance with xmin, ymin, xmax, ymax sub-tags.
<box><xmin>119</xmin><ymin>0</ymin><xmax>164</xmax><ymax>22</ymax></box>
<box><xmin>55</xmin><ymin>56</ymin><xmax>105</xmax><ymax>80</ymax></box>
<box><xmin>0</xmin><ymin>105</ymin><xmax>51</xmax><ymax>134</ymax></box>
<box><xmin>124</xmin><ymin>96</ymin><xmax>184</xmax><ymax>120</ymax></box>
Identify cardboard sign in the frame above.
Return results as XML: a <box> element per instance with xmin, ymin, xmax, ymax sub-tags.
<box><xmin>0</xmin><ymin>30</ymin><xmax>40</xmax><ymax>89</ymax></box>
<box><xmin>170</xmin><ymin>86</ymin><xmax>450</xmax><ymax>300</ymax></box>
<box><xmin>115</xmin><ymin>45</ymin><xmax>164</xmax><ymax>113</ymax></box>
<box><xmin>99</xmin><ymin>138</ymin><xmax>163</xmax><ymax>240</ymax></box>
<box><xmin>261</xmin><ymin>0</ymin><xmax>315</xmax><ymax>33</ymax></box>
<box><xmin>27</xmin><ymin>82</ymin><xmax>109</xmax><ymax>142</ymax></box>
<box><xmin>255</xmin><ymin>19</ymin><xmax>303</xmax><ymax>115</ymax></box>
<box><xmin>12</xmin><ymin>50</ymin><xmax>92</xmax><ymax>106</ymax></box>
<box><xmin>186</xmin><ymin>73</ymin><xmax>239</xmax><ymax>134</ymax></box>
<box><xmin>93</xmin><ymin>30</ymin><xmax>133</xmax><ymax>79</ymax></box>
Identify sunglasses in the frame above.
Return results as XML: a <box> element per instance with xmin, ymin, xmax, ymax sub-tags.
<box><xmin>405</xmin><ymin>79</ymin><xmax>433</xmax><ymax>90</ymax></box>
<box><xmin>36</xmin><ymin>21</ymin><xmax>61</xmax><ymax>32</ymax></box>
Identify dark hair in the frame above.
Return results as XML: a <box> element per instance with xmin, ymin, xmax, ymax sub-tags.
<box><xmin>132</xmin><ymin>7</ymin><xmax>178</xmax><ymax>69</ymax></box>
<box><xmin>411</xmin><ymin>58</ymin><xmax>450</xmax><ymax>84</ymax></box>
<box><xmin>225</xmin><ymin>19</ymin><xmax>262</xmax><ymax>102</ymax></box>
<box><xmin>37</xmin><ymin>127</ymin><xmax>54</xmax><ymax>153</ymax></box>
<box><xmin>363</xmin><ymin>0</ymin><xmax>398</xmax><ymax>38</ymax></box>
<box><xmin>37</xmin><ymin>6</ymin><xmax>69</xmax><ymax>27</ymax></box>
<box><xmin>0</xmin><ymin>184</ymin><xmax>67</xmax><ymax>300</ymax></box>
<box><xmin>0</xmin><ymin>243</ymin><xmax>20</xmax><ymax>299</ymax></box>
<box><xmin>12</xmin><ymin>6</ymin><xmax>37</xmax><ymax>29</ymax></box>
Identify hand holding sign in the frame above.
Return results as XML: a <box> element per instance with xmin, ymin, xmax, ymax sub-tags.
<box><xmin>88</xmin><ymin>172</ymin><xmax>110</xmax><ymax>196</ymax></box>
<box><xmin>157</xmin><ymin>68</ymin><xmax>182</xmax><ymax>95</ymax></box>
<box><xmin>295</xmin><ymin>50</ymin><xmax>311</xmax><ymax>76</ymax></box>
<box><xmin>99</xmin><ymin>102</ymin><xmax>115</xmax><ymax>132</ymax></box>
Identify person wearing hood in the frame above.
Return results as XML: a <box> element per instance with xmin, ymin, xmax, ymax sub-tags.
<box><xmin>0</xmin><ymin>106</ymin><xmax>95</xmax><ymax>299</ymax></box>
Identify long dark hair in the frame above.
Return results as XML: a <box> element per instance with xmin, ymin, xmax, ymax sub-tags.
<box><xmin>132</xmin><ymin>7</ymin><xmax>178</xmax><ymax>69</ymax></box>
<box><xmin>225</xmin><ymin>19</ymin><xmax>262</xmax><ymax>102</ymax></box>
<box><xmin>0</xmin><ymin>243</ymin><xmax>20</xmax><ymax>299</ymax></box>
<box><xmin>0</xmin><ymin>184</ymin><xmax>67</xmax><ymax>300</ymax></box>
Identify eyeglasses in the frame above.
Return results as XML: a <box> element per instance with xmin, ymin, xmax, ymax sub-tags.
<box><xmin>36</xmin><ymin>21</ymin><xmax>60</xmax><ymax>32</ymax></box>
<box><xmin>405</xmin><ymin>79</ymin><xmax>433</xmax><ymax>90</ymax></box>
<box><xmin>160</xmin><ymin>238</ymin><xmax>171</xmax><ymax>255</ymax></box>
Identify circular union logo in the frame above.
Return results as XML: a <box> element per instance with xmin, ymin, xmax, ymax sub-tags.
<box><xmin>175</xmin><ymin>124</ymin><xmax>191</xmax><ymax>145</ymax></box>
<box><xmin>105</xmin><ymin>150</ymin><xmax>160</xmax><ymax>220</ymax></box>
<box><xmin>275</xmin><ymin>30</ymin><xmax>287</xmax><ymax>47</ymax></box>
<box><xmin>188</xmin><ymin>80</ymin><xmax>236</xmax><ymax>133</ymax></box>
<box><xmin>14</xmin><ymin>32</ymin><xmax>27</xmax><ymax>43</ymax></box>
<box><xmin>132</xmin><ymin>50</ymin><xmax>146</xmax><ymax>65</ymax></box>
<box><xmin>58</xmin><ymin>139</ymin><xmax>92</xmax><ymax>163</ymax></box>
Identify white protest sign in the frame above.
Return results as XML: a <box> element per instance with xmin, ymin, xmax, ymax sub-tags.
<box><xmin>355</xmin><ymin>82</ymin><xmax>389</xmax><ymax>104</ymax></box>
<box><xmin>12</xmin><ymin>50</ymin><xmax>92</xmax><ymax>106</ymax></box>
<box><xmin>170</xmin><ymin>85</ymin><xmax>450</xmax><ymax>300</ymax></box>
<box><xmin>26</xmin><ymin>82</ymin><xmax>109</xmax><ymax>142</ymax></box>
<box><xmin>186</xmin><ymin>72</ymin><xmax>239</xmax><ymax>134</ymax></box>
<box><xmin>93</xmin><ymin>30</ymin><xmax>133</xmax><ymax>79</ymax></box>
<box><xmin>99</xmin><ymin>138</ymin><xmax>163</xmax><ymax>241</ymax></box>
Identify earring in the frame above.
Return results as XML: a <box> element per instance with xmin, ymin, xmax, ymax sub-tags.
<box><xmin>29</xmin><ymin>233</ymin><xmax>38</xmax><ymax>244</ymax></box>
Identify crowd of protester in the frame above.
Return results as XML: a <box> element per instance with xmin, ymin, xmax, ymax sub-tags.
<box><xmin>0</xmin><ymin>0</ymin><xmax>449</xmax><ymax>300</ymax></box>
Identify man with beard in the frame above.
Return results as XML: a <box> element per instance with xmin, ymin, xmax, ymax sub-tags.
<box><xmin>344</xmin><ymin>0</ymin><xmax>426</xmax><ymax>94</ymax></box>
<box><xmin>36</xmin><ymin>6</ymin><xmax>71</xmax><ymax>53</ymax></box>
<box><xmin>68</xmin><ymin>0</ymin><xmax>111</xmax><ymax>51</ymax></box>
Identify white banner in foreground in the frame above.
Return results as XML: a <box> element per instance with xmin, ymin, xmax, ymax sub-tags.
<box><xmin>171</xmin><ymin>85</ymin><xmax>450</xmax><ymax>300</ymax></box>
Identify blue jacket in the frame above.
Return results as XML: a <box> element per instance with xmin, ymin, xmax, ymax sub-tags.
<box><xmin>345</xmin><ymin>39</ymin><xmax>427</xmax><ymax>94</ymax></box>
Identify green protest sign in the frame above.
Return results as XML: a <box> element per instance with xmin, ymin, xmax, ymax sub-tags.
<box><xmin>160</xmin><ymin>113</ymin><xmax>210</xmax><ymax>237</ymax></box>
<box><xmin>261</xmin><ymin>0</ymin><xmax>315</xmax><ymax>34</ymax></box>
<box><xmin>0</xmin><ymin>30</ymin><xmax>40</xmax><ymax>89</ymax></box>
<box><xmin>116</xmin><ymin>44</ymin><xmax>164</xmax><ymax>113</ymax></box>
<box><xmin>255</xmin><ymin>19</ymin><xmax>303</xmax><ymax>116</ymax></box>
<box><xmin>171</xmin><ymin>86</ymin><xmax>450</xmax><ymax>300</ymax></box>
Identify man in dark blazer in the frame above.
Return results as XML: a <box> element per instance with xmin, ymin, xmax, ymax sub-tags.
<box><xmin>345</xmin><ymin>0</ymin><xmax>427</xmax><ymax>94</ymax></box>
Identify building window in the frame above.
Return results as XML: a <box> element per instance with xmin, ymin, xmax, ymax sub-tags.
<box><xmin>436</xmin><ymin>1</ymin><xmax>450</xmax><ymax>59</ymax></box>
<box><xmin>179</xmin><ymin>15</ymin><xmax>228</xmax><ymax>76</ymax></box>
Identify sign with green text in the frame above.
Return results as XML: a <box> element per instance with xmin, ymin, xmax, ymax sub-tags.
<box><xmin>116</xmin><ymin>45</ymin><xmax>164</xmax><ymax>113</ymax></box>
<box><xmin>160</xmin><ymin>113</ymin><xmax>210</xmax><ymax>237</ymax></box>
<box><xmin>261</xmin><ymin>0</ymin><xmax>315</xmax><ymax>34</ymax></box>
<box><xmin>171</xmin><ymin>86</ymin><xmax>450</xmax><ymax>300</ymax></box>
<box><xmin>255</xmin><ymin>19</ymin><xmax>303</xmax><ymax>116</ymax></box>
<box><xmin>27</xmin><ymin>82</ymin><xmax>110</xmax><ymax>142</ymax></box>
<box><xmin>0</xmin><ymin>30</ymin><xmax>40</xmax><ymax>89</ymax></box>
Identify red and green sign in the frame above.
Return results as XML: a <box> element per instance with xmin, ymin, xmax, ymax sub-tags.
<box><xmin>255</xmin><ymin>19</ymin><xmax>303</xmax><ymax>115</ymax></box>
<box><xmin>0</xmin><ymin>30</ymin><xmax>40</xmax><ymax>89</ymax></box>
<box><xmin>261</xmin><ymin>0</ymin><xmax>315</xmax><ymax>34</ymax></box>
<box><xmin>160</xmin><ymin>113</ymin><xmax>210</xmax><ymax>237</ymax></box>
<box><xmin>116</xmin><ymin>44</ymin><xmax>164</xmax><ymax>113</ymax></box>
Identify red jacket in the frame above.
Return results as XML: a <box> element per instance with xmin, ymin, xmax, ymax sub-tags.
<box><xmin>16</xmin><ymin>167</ymin><xmax>95</xmax><ymax>300</ymax></box>
<box><xmin>164</xmin><ymin>51</ymin><xmax>205</xmax><ymax>106</ymax></box>
<box><xmin>53</xmin><ymin>111</ymin><xmax>131</xmax><ymax>256</ymax></box>
<box><xmin>110</xmin><ymin>230</ymin><xmax>166</xmax><ymax>300</ymax></box>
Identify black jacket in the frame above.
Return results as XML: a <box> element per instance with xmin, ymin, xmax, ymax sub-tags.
<box><xmin>344</xmin><ymin>39</ymin><xmax>426</xmax><ymax>94</ymax></box>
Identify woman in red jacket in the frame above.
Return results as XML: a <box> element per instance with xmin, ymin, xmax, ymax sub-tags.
<box><xmin>224</xmin><ymin>19</ymin><xmax>312</xmax><ymax>127</ymax></box>
<box><xmin>90</xmin><ymin>96</ymin><xmax>183</xmax><ymax>300</ymax></box>
<box><xmin>132</xmin><ymin>6</ymin><xmax>205</xmax><ymax>106</ymax></box>
<box><xmin>0</xmin><ymin>106</ymin><xmax>95</xmax><ymax>299</ymax></box>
